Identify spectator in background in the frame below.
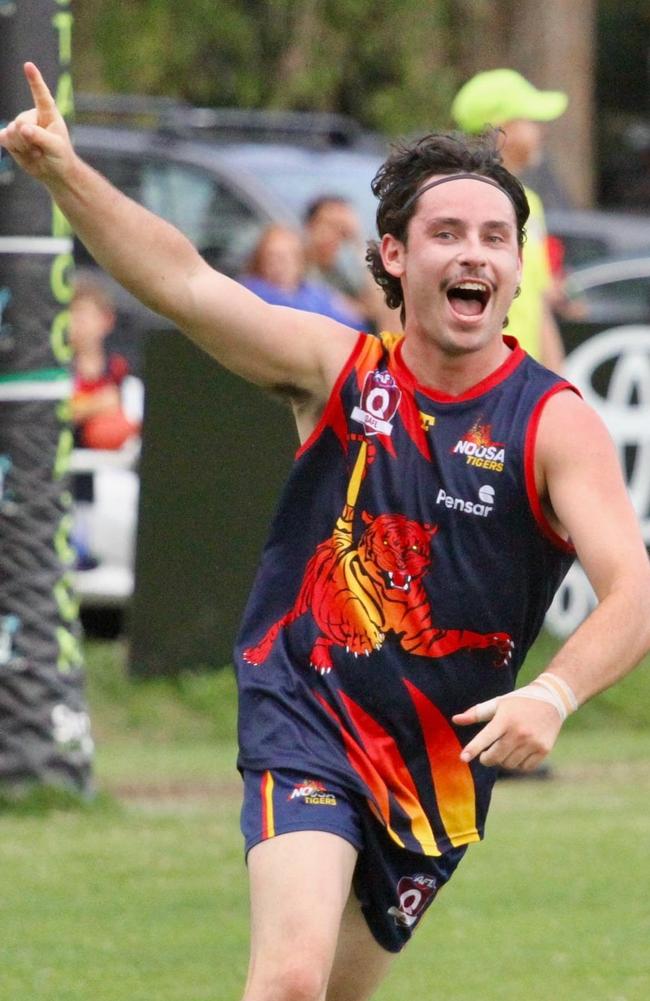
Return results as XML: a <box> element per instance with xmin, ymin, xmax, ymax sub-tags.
<box><xmin>451</xmin><ymin>69</ymin><xmax>566</xmax><ymax>372</ymax></box>
<box><xmin>70</xmin><ymin>272</ymin><xmax>140</xmax><ymax>450</ymax></box>
<box><xmin>304</xmin><ymin>195</ymin><xmax>401</xmax><ymax>334</ymax></box>
<box><xmin>239</xmin><ymin>223</ymin><xmax>367</xmax><ymax>329</ymax></box>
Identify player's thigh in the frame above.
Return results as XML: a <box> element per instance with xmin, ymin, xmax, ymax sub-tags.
<box><xmin>326</xmin><ymin>892</ymin><xmax>395</xmax><ymax>1001</ymax></box>
<box><xmin>245</xmin><ymin>830</ymin><xmax>358</xmax><ymax>999</ymax></box>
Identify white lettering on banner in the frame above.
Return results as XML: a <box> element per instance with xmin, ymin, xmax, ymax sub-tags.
<box><xmin>546</xmin><ymin>326</ymin><xmax>650</xmax><ymax>638</ymax></box>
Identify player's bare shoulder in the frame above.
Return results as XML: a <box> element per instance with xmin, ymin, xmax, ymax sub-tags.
<box><xmin>535</xmin><ymin>387</ymin><xmax>615</xmax><ymax>475</ymax></box>
<box><xmin>533</xmin><ymin>383</ymin><xmax>632</xmax><ymax>548</ymax></box>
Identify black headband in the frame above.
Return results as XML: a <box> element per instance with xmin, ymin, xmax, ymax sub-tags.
<box><xmin>401</xmin><ymin>172</ymin><xmax>518</xmax><ymax>214</ymax></box>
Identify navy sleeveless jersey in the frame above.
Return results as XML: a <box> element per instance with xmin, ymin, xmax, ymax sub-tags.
<box><xmin>235</xmin><ymin>333</ymin><xmax>576</xmax><ymax>856</ymax></box>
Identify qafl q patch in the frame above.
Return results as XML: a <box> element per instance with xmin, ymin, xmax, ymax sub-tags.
<box><xmin>351</xmin><ymin>370</ymin><xmax>401</xmax><ymax>437</ymax></box>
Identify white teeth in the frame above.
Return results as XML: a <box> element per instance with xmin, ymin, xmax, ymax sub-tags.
<box><xmin>454</xmin><ymin>281</ymin><xmax>487</xmax><ymax>292</ymax></box>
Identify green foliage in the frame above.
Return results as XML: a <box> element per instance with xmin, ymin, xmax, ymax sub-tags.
<box><xmin>0</xmin><ymin>784</ymin><xmax>116</xmax><ymax>817</ymax></box>
<box><xmin>73</xmin><ymin>0</ymin><xmax>461</xmax><ymax>134</ymax></box>
<box><xmin>85</xmin><ymin>639</ymin><xmax>237</xmax><ymax>745</ymax></box>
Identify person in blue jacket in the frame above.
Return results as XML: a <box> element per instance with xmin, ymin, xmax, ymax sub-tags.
<box><xmin>240</xmin><ymin>223</ymin><xmax>366</xmax><ymax>330</ymax></box>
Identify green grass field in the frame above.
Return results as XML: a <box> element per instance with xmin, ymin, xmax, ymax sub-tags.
<box><xmin>2</xmin><ymin>635</ymin><xmax>649</xmax><ymax>1001</ymax></box>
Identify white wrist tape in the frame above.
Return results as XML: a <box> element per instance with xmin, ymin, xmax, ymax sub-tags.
<box><xmin>529</xmin><ymin>672</ymin><xmax>578</xmax><ymax>717</ymax></box>
<box><xmin>472</xmin><ymin>672</ymin><xmax>579</xmax><ymax>723</ymax></box>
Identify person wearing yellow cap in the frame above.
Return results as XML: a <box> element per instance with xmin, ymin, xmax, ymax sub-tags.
<box><xmin>452</xmin><ymin>69</ymin><xmax>567</xmax><ymax>372</ymax></box>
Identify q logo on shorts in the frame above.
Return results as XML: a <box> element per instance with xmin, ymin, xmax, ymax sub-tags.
<box><xmin>351</xmin><ymin>370</ymin><xmax>402</xmax><ymax>437</ymax></box>
<box><xmin>387</xmin><ymin>874</ymin><xmax>438</xmax><ymax>928</ymax></box>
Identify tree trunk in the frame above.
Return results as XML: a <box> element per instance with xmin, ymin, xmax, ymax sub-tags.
<box><xmin>452</xmin><ymin>0</ymin><xmax>596</xmax><ymax>207</ymax></box>
<box><xmin>506</xmin><ymin>0</ymin><xmax>596</xmax><ymax>207</ymax></box>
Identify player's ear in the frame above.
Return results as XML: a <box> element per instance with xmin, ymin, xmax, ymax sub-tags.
<box><xmin>379</xmin><ymin>233</ymin><xmax>406</xmax><ymax>278</ymax></box>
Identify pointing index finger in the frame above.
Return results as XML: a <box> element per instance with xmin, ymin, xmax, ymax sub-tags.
<box><xmin>453</xmin><ymin>696</ymin><xmax>499</xmax><ymax>726</ymax></box>
<box><xmin>24</xmin><ymin>62</ymin><xmax>58</xmax><ymax>124</ymax></box>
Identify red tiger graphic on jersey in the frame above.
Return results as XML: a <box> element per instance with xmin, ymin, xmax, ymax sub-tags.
<box><xmin>243</xmin><ymin>439</ymin><xmax>513</xmax><ymax>673</ymax></box>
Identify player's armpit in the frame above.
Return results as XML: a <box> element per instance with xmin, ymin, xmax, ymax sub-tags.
<box><xmin>182</xmin><ymin>262</ymin><xmax>359</xmax><ymax>399</ymax></box>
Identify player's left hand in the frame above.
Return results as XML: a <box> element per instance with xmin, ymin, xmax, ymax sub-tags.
<box><xmin>453</xmin><ymin>694</ymin><xmax>563</xmax><ymax>771</ymax></box>
<box><xmin>0</xmin><ymin>62</ymin><xmax>73</xmax><ymax>184</ymax></box>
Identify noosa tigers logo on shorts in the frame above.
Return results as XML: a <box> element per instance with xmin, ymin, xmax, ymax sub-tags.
<box><xmin>288</xmin><ymin>779</ymin><xmax>337</xmax><ymax>806</ymax></box>
<box><xmin>351</xmin><ymin>370</ymin><xmax>401</xmax><ymax>436</ymax></box>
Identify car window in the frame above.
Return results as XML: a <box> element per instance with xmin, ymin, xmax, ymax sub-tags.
<box><xmin>84</xmin><ymin>152</ymin><xmax>142</xmax><ymax>203</ymax></box>
<box><xmin>260</xmin><ymin>163</ymin><xmax>379</xmax><ymax>236</ymax></box>
<box><xmin>81</xmin><ymin>152</ymin><xmax>264</xmax><ymax>274</ymax></box>
<box><xmin>569</xmin><ymin>275</ymin><xmax>650</xmax><ymax>324</ymax></box>
<box><xmin>141</xmin><ymin>161</ymin><xmax>264</xmax><ymax>272</ymax></box>
<box><xmin>560</xmin><ymin>234</ymin><xmax>610</xmax><ymax>269</ymax></box>
<box><xmin>225</xmin><ymin>148</ymin><xmax>382</xmax><ymax>237</ymax></box>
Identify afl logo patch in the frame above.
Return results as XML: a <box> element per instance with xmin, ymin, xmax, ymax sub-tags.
<box><xmin>351</xmin><ymin>370</ymin><xmax>402</xmax><ymax>436</ymax></box>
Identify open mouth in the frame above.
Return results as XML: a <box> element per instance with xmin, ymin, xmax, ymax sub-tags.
<box><xmin>446</xmin><ymin>280</ymin><xmax>491</xmax><ymax>318</ymax></box>
<box><xmin>384</xmin><ymin>570</ymin><xmax>411</xmax><ymax>591</ymax></box>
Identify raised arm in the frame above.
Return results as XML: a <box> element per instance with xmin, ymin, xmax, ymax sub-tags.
<box><xmin>0</xmin><ymin>63</ymin><xmax>358</xmax><ymax>405</ymax></box>
<box><xmin>454</xmin><ymin>389</ymin><xmax>650</xmax><ymax>770</ymax></box>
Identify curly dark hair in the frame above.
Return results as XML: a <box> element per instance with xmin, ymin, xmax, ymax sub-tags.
<box><xmin>366</xmin><ymin>131</ymin><xmax>529</xmax><ymax>317</ymax></box>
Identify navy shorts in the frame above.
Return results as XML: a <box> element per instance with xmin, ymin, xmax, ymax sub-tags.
<box><xmin>241</xmin><ymin>767</ymin><xmax>467</xmax><ymax>952</ymax></box>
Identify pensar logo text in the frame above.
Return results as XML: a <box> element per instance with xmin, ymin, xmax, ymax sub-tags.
<box><xmin>436</xmin><ymin>484</ymin><xmax>495</xmax><ymax>518</ymax></box>
<box><xmin>288</xmin><ymin>779</ymin><xmax>337</xmax><ymax>807</ymax></box>
<box><xmin>451</xmin><ymin>419</ymin><xmax>505</xmax><ymax>473</ymax></box>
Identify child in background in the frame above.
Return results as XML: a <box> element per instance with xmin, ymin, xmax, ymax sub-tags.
<box><xmin>70</xmin><ymin>272</ymin><xmax>140</xmax><ymax>450</ymax></box>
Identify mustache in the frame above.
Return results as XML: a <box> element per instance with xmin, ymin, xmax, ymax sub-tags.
<box><xmin>440</xmin><ymin>271</ymin><xmax>495</xmax><ymax>293</ymax></box>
